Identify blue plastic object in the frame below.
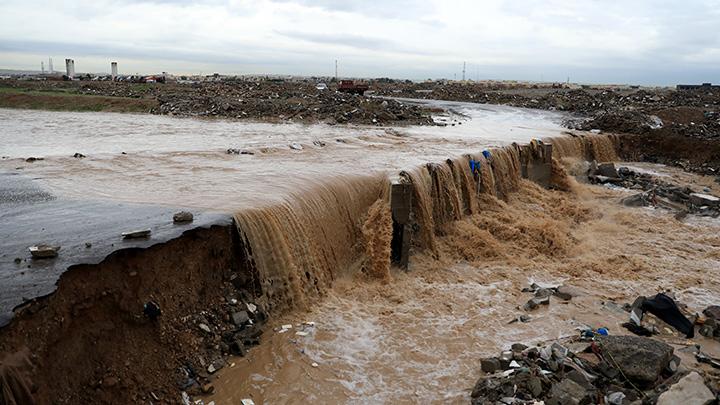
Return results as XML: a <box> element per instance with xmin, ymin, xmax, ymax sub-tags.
<box><xmin>482</xmin><ymin>150</ymin><xmax>492</xmax><ymax>159</ymax></box>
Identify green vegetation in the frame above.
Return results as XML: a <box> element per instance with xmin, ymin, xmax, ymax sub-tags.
<box><xmin>0</xmin><ymin>86</ymin><xmax>157</xmax><ymax>113</ymax></box>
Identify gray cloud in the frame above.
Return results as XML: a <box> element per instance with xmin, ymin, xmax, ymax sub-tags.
<box><xmin>0</xmin><ymin>0</ymin><xmax>719</xmax><ymax>84</ymax></box>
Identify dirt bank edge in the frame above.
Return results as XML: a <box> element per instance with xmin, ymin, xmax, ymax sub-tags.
<box><xmin>0</xmin><ymin>223</ymin><xmax>261</xmax><ymax>404</ymax></box>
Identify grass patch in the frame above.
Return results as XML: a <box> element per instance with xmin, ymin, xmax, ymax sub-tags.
<box><xmin>0</xmin><ymin>86</ymin><xmax>158</xmax><ymax>113</ymax></box>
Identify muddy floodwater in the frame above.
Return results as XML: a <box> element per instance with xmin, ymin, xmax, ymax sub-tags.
<box><xmin>0</xmin><ymin>102</ymin><xmax>567</xmax><ymax>209</ymax></box>
<box><xmin>207</xmin><ymin>168</ymin><xmax>720</xmax><ymax>404</ymax></box>
<box><xmin>1</xmin><ymin>104</ymin><xmax>719</xmax><ymax>404</ymax></box>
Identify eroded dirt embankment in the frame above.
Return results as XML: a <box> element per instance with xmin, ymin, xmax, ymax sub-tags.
<box><xmin>0</xmin><ymin>225</ymin><xmax>256</xmax><ymax>404</ymax></box>
<box><xmin>617</xmin><ymin>130</ymin><xmax>720</xmax><ymax>175</ymax></box>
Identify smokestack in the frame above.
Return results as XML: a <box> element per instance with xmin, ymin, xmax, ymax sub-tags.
<box><xmin>41</xmin><ymin>61</ymin><xmax>45</xmax><ymax>74</ymax></box>
<box><xmin>49</xmin><ymin>57</ymin><xmax>53</xmax><ymax>73</ymax></box>
<box><xmin>111</xmin><ymin>61</ymin><xmax>118</xmax><ymax>80</ymax></box>
<box><xmin>65</xmin><ymin>58</ymin><xmax>75</xmax><ymax>78</ymax></box>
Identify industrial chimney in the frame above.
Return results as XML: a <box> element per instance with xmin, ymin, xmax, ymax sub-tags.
<box><xmin>65</xmin><ymin>59</ymin><xmax>75</xmax><ymax>78</ymax></box>
<box><xmin>111</xmin><ymin>62</ymin><xmax>118</xmax><ymax>81</ymax></box>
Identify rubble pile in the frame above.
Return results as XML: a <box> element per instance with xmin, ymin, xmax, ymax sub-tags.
<box><xmin>173</xmin><ymin>287</ymin><xmax>268</xmax><ymax>400</ymax></box>
<box><xmin>376</xmin><ymin>82</ymin><xmax>720</xmax><ymax>140</ymax></box>
<box><xmin>472</xmin><ymin>335</ymin><xmax>718</xmax><ymax>405</ymax></box>
<box><xmin>153</xmin><ymin>82</ymin><xmax>433</xmax><ymax>125</ymax></box>
<box><xmin>1</xmin><ymin>79</ymin><xmax>434</xmax><ymax>125</ymax></box>
<box><xmin>586</xmin><ymin>162</ymin><xmax>720</xmax><ymax>217</ymax></box>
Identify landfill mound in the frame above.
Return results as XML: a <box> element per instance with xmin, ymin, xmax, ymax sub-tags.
<box><xmin>376</xmin><ymin>81</ymin><xmax>720</xmax><ymax>175</ymax></box>
<box><xmin>0</xmin><ymin>80</ymin><xmax>434</xmax><ymax>126</ymax></box>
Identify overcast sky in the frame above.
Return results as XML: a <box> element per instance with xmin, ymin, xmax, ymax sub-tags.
<box><xmin>1</xmin><ymin>0</ymin><xmax>719</xmax><ymax>85</ymax></box>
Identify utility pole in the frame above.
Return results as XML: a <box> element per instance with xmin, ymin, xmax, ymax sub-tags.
<box><xmin>462</xmin><ymin>61</ymin><xmax>466</xmax><ymax>81</ymax></box>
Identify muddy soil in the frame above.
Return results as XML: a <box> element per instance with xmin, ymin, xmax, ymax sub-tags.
<box><xmin>0</xmin><ymin>225</ymin><xmax>258</xmax><ymax>404</ymax></box>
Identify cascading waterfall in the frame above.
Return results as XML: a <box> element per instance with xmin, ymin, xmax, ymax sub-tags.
<box><xmin>231</xmin><ymin>133</ymin><xmax>621</xmax><ymax>311</ymax></box>
<box><xmin>547</xmin><ymin>133</ymin><xmax>619</xmax><ymax>162</ymax></box>
<box><xmin>232</xmin><ymin>174</ymin><xmax>389</xmax><ymax>313</ymax></box>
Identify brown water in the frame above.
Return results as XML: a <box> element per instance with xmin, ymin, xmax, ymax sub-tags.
<box><xmin>210</xmin><ymin>169</ymin><xmax>720</xmax><ymax>404</ymax></box>
<box><xmin>206</xmin><ymin>135</ymin><xmax>719</xmax><ymax>404</ymax></box>
<box><xmin>0</xmin><ymin>104</ymin><xmax>568</xmax><ymax>210</ymax></box>
<box><xmin>3</xmin><ymin>107</ymin><xmax>718</xmax><ymax>404</ymax></box>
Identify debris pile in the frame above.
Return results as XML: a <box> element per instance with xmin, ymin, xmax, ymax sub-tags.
<box><xmin>472</xmin><ymin>335</ymin><xmax>717</xmax><ymax>405</ymax></box>
<box><xmin>587</xmin><ymin>163</ymin><xmax>720</xmax><ymax>217</ymax></box>
<box><xmin>2</xmin><ymin>79</ymin><xmax>435</xmax><ymax>126</ymax></box>
<box><xmin>178</xmin><ymin>291</ymin><xmax>268</xmax><ymax>401</ymax></box>
<box><xmin>153</xmin><ymin>82</ymin><xmax>433</xmax><ymax>125</ymax></box>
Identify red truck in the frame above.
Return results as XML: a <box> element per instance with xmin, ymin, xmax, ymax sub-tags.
<box><xmin>337</xmin><ymin>80</ymin><xmax>369</xmax><ymax>95</ymax></box>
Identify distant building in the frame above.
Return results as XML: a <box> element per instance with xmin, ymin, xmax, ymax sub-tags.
<box><xmin>676</xmin><ymin>83</ymin><xmax>720</xmax><ymax>90</ymax></box>
<box><xmin>65</xmin><ymin>58</ymin><xmax>75</xmax><ymax>78</ymax></box>
<box><xmin>111</xmin><ymin>62</ymin><xmax>118</xmax><ymax>80</ymax></box>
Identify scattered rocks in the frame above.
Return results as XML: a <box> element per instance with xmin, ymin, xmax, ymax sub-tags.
<box><xmin>602</xmin><ymin>165</ymin><xmax>720</xmax><ymax>217</ymax></box>
<box><xmin>703</xmin><ymin>305</ymin><xmax>720</xmax><ymax>320</ymax></box>
<box><xmin>173</xmin><ymin>211</ymin><xmax>194</xmax><ymax>223</ymax></box>
<box><xmin>480</xmin><ymin>357</ymin><xmax>501</xmax><ymax>373</ymax></box>
<box><xmin>226</xmin><ymin>148</ymin><xmax>254</xmax><ymax>155</ymax></box>
<box><xmin>231</xmin><ymin>311</ymin><xmax>249</xmax><ymax>327</ymax></box>
<box><xmin>73</xmin><ymin>153</ymin><xmax>85</xmax><ymax>158</ymax></box>
<box><xmin>523</xmin><ymin>296</ymin><xmax>550</xmax><ymax>311</ymax></box>
<box><xmin>471</xmin><ymin>334</ymin><xmax>690</xmax><ymax>404</ymax></box>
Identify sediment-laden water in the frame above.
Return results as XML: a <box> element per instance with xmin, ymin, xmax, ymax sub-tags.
<box><xmin>2</xmin><ymin>105</ymin><xmax>718</xmax><ymax>405</ymax></box>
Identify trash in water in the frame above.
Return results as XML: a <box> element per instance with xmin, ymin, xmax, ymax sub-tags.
<box><xmin>278</xmin><ymin>324</ymin><xmax>293</xmax><ymax>333</ymax></box>
<box><xmin>122</xmin><ymin>229</ymin><xmax>151</xmax><ymax>239</ymax></box>
<box><xmin>629</xmin><ymin>293</ymin><xmax>694</xmax><ymax>338</ymax></box>
<box><xmin>289</xmin><ymin>143</ymin><xmax>303</xmax><ymax>150</ymax></box>
<box><xmin>696</xmin><ymin>352</ymin><xmax>720</xmax><ymax>369</ymax></box>
<box><xmin>295</xmin><ymin>331</ymin><xmax>309</xmax><ymax>337</ymax></box>
<box><xmin>28</xmin><ymin>244</ymin><xmax>60</xmax><ymax>259</ymax></box>
<box><xmin>241</xmin><ymin>399</ymin><xmax>256</xmax><ymax>405</ymax></box>
<box><xmin>311</xmin><ymin>362</ymin><xmax>319</xmax><ymax>368</ymax></box>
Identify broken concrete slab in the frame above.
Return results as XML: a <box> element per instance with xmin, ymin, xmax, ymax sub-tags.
<box><xmin>28</xmin><ymin>244</ymin><xmax>60</xmax><ymax>259</ymax></box>
<box><xmin>689</xmin><ymin>193</ymin><xmax>720</xmax><ymax>207</ymax></box>
<box><xmin>547</xmin><ymin>378</ymin><xmax>592</xmax><ymax>405</ymax></box>
<box><xmin>597</xmin><ymin>335</ymin><xmax>673</xmax><ymax>384</ymax></box>
<box><xmin>656</xmin><ymin>372</ymin><xmax>714</xmax><ymax>405</ymax></box>
<box><xmin>121</xmin><ymin>229</ymin><xmax>151</xmax><ymax>239</ymax></box>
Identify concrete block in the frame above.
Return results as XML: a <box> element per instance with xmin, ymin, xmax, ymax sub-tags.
<box><xmin>689</xmin><ymin>193</ymin><xmax>720</xmax><ymax>207</ymax></box>
<box><xmin>390</xmin><ymin>182</ymin><xmax>413</xmax><ymax>269</ymax></box>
